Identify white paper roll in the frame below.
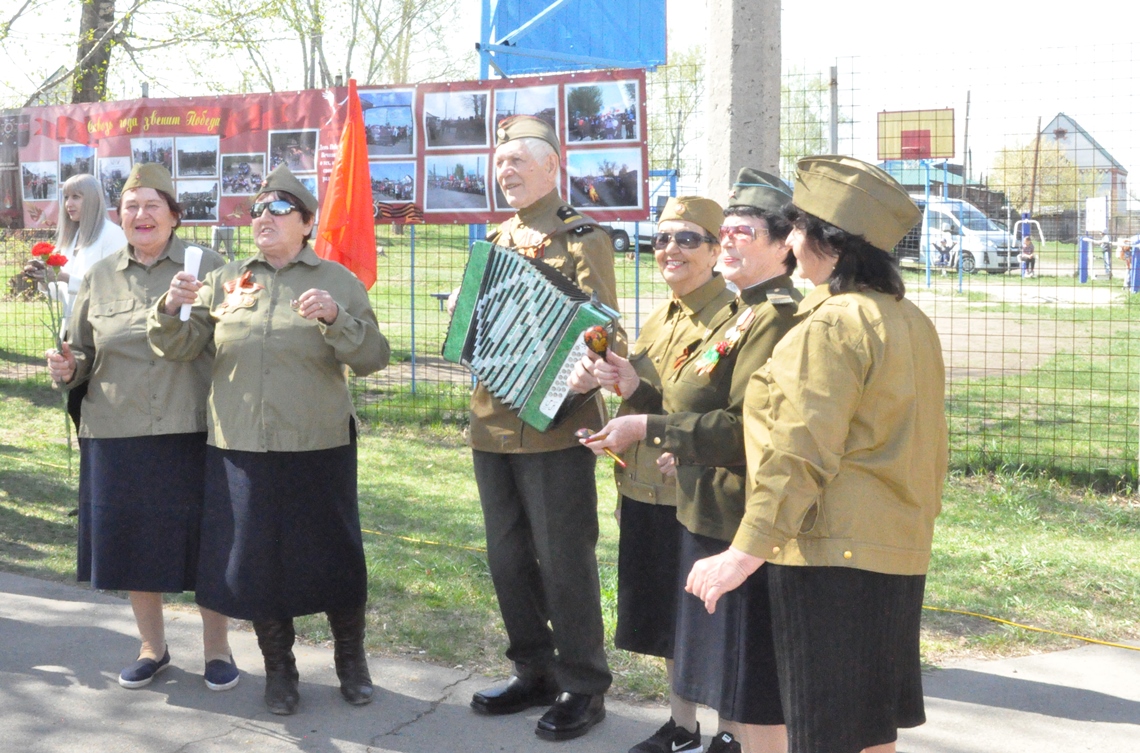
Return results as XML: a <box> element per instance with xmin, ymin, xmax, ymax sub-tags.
<box><xmin>180</xmin><ymin>246</ymin><xmax>203</xmax><ymax>321</ymax></box>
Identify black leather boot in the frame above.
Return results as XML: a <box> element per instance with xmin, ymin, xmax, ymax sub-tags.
<box><xmin>253</xmin><ymin>618</ymin><xmax>300</xmax><ymax>715</ymax></box>
<box><xmin>327</xmin><ymin>605</ymin><xmax>373</xmax><ymax>705</ymax></box>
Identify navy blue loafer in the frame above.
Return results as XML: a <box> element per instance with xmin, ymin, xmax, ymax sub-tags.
<box><xmin>204</xmin><ymin>655</ymin><xmax>240</xmax><ymax>691</ymax></box>
<box><xmin>118</xmin><ymin>647</ymin><xmax>171</xmax><ymax>689</ymax></box>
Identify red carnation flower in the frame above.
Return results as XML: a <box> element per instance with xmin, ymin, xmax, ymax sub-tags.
<box><xmin>46</xmin><ymin>254</ymin><xmax>69</xmax><ymax>268</ymax></box>
<box><xmin>31</xmin><ymin>241</ymin><xmax>54</xmax><ymax>257</ymax></box>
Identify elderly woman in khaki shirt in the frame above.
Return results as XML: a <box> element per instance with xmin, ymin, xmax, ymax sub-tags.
<box><xmin>688</xmin><ymin>156</ymin><xmax>947</xmax><ymax>753</ymax></box>
<box><xmin>579</xmin><ymin>179</ymin><xmax>801</xmax><ymax>753</ymax></box>
<box><xmin>149</xmin><ymin>165</ymin><xmax>390</xmax><ymax>716</ymax></box>
<box><xmin>46</xmin><ymin>163</ymin><xmax>234</xmax><ymax>692</ymax></box>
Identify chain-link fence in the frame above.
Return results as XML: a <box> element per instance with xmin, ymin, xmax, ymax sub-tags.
<box><xmin>3</xmin><ymin>51</ymin><xmax>1140</xmax><ymax>485</ymax></box>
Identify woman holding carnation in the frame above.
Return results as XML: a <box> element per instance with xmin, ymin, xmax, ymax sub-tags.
<box><xmin>45</xmin><ymin>163</ymin><xmax>235</xmax><ymax>692</ymax></box>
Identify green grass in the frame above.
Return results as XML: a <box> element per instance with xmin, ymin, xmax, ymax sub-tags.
<box><xmin>923</xmin><ymin>469</ymin><xmax>1140</xmax><ymax>658</ymax></box>
<box><xmin>2</xmin><ymin>378</ymin><xmax>1138</xmax><ymax>699</ymax></box>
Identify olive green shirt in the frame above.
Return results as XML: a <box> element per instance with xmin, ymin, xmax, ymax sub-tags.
<box><xmin>612</xmin><ymin>277</ymin><xmax>737</xmax><ymax>506</ymax></box>
<box><xmin>737</xmin><ymin>286</ymin><xmax>948</xmax><ymax>575</ymax></box>
<box><xmin>635</xmin><ymin>275</ymin><xmax>801</xmax><ymax>541</ymax></box>
<box><xmin>67</xmin><ymin>236</ymin><xmax>226</xmax><ymax>439</ymax></box>
<box><xmin>147</xmin><ymin>245</ymin><xmax>390</xmax><ymax>453</ymax></box>
<box><xmin>468</xmin><ymin>189</ymin><xmax>624</xmax><ymax>453</ymax></box>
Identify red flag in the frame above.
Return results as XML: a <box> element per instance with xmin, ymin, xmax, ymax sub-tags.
<box><xmin>314</xmin><ymin>79</ymin><xmax>376</xmax><ymax>290</ymax></box>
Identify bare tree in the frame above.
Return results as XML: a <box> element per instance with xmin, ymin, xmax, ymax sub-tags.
<box><xmin>15</xmin><ymin>0</ymin><xmax>469</xmax><ymax>105</ymax></box>
<box><xmin>72</xmin><ymin>0</ymin><xmax>117</xmax><ymax>102</ymax></box>
<box><xmin>0</xmin><ymin>0</ymin><xmax>46</xmax><ymax>44</ymax></box>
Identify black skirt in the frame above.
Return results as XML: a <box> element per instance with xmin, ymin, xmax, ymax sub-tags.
<box><xmin>768</xmin><ymin>564</ymin><xmax>926</xmax><ymax>753</ymax></box>
<box><xmin>672</xmin><ymin>528</ymin><xmax>784</xmax><ymax>725</ymax></box>
<box><xmin>614</xmin><ymin>496</ymin><xmax>683</xmax><ymax>658</ymax></box>
<box><xmin>194</xmin><ymin>432</ymin><xmax>366</xmax><ymax>621</ymax></box>
<box><xmin>77</xmin><ymin>433</ymin><xmax>207</xmax><ymax>592</ymax></box>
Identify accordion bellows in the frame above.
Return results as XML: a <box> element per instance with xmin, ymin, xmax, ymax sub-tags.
<box><xmin>444</xmin><ymin>241</ymin><xmax>619</xmax><ymax>431</ymax></box>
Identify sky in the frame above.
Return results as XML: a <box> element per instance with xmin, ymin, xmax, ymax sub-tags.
<box><xmin>781</xmin><ymin>1</ymin><xmax>1137</xmax><ymax>175</ymax></box>
<box><xmin>5</xmin><ymin>0</ymin><xmax>1136</xmax><ymax>200</ymax></box>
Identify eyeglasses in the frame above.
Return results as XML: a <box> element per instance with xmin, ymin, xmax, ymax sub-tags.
<box><xmin>250</xmin><ymin>200</ymin><xmax>298</xmax><ymax>218</ymax></box>
<box><xmin>652</xmin><ymin>230</ymin><xmax>716</xmax><ymax>250</ymax></box>
<box><xmin>719</xmin><ymin>224</ymin><xmax>764</xmax><ymax>242</ymax></box>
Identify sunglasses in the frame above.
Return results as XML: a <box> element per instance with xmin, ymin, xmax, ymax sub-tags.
<box><xmin>652</xmin><ymin>230</ymin><xmax>716</xmax><ymax>250</ymax></box>
<box><xmin>719</xmin><ymin>224</ymin><xmax>763</xmax><ymax>242</ymax></box>
<box><xmin>250</xmin><ymin>200</ymin><xmax>299</xmax><ymax>218</ymax></box>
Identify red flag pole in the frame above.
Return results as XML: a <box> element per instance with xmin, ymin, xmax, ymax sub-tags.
<box><xmin>314</xmin><ymin>79</ymin><xmax>377</xmax><ymax>290</ymax></box>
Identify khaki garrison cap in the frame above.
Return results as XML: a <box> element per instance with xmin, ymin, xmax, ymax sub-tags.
<box><xmin>728</xmin><ymin>167</ymin><xmax>792</xmax><ymax>214</ymax></box>
<box><xmin>793</xmin><ymin>155</ymin><xmax>921</xmax><ymax>251</ymax></box>
<box><xmin>257</xmin><ymin>164</ymin><xmax>319</xmax><ymax>214</ymax></box>
<box><xmin>122</xmin><ymin>162</ymin><xmax>175</xmax><ymax>198</ymax></box>
<box><xmin>658</xmin><ymin>196</ymin><xmax>724</xmax><ymax>239</ymax></box>
<box><xmin>496</xmin><ymin>115</ymin><xmax>560</xmax><ymax>156</ymax></box>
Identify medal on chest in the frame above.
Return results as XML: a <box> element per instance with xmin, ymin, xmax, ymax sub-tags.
<box><xmin>219</xmin><ymin>270</ymin><xmax>264</xmax><ymax>313</ymax></box>
<box><xmin>692</xmin><ymin>307</ymin><xmax>756</xmax><ymax>376</ymax></box>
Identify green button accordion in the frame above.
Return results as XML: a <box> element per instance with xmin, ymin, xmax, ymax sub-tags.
<box><xmin>443</xmin><ymin>240</ymin><xmax>620</xmax><ymax>431</ymax></box>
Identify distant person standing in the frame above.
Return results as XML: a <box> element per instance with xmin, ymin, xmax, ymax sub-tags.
<box><xmin>1100</xmin><ymin>234</ymin><xmax>1113</xmax><ymax>279</ymax></box>
<box><xmin>1119</xmin><ymin>237</ymin><xmax>1133</xmax><ymax>288</ymax></box>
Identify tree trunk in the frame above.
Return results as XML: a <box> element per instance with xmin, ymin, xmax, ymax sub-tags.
<box><xmin>72</xmin><ymin>0</ymin><xmax>117</xmax><ymax>103</ymax></box>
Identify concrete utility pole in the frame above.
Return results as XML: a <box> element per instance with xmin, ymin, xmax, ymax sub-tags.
<box><xmin>704</xmin><ymin>0</ymin><xmax>781</xmax><ymax>200</ymax></box>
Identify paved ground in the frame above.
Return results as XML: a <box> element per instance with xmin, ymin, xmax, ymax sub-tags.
<box><xmin>2</xmin><ymin>571</ymin><xmax>1137</xmax><ymax>753</ymax></box>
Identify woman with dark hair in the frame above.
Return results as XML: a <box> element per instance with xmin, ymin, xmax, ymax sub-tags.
<box><xmin>45</xmin><ymin>163</ymin><xmax>234</xmax><ymax>691</ymax></box>
<box><xmin>688</xmin><ymin>156</ymin><xmax>946</xmax><ymax>753</ymax></box>
<box><xmin>149</xmin><ymin>164</ymin><xmax>390</xmax><ymax>716</ymax></box>
<box><xmin>578</xmin><ymin>170</ymin><xmax>802</xmax><ymax>753</ymax></box>
<box><xmin>24</xmin><ymin>173</ymin><xmax>127</xmax><ymax>335</ymax></box>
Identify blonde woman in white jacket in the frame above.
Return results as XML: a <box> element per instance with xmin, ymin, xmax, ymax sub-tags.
<box><xmin>25</xmin><ymin>173</ymin><xmax>127</xmax><ymax>335</ymax></box>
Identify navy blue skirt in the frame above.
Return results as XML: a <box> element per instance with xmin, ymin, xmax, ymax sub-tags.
<box><xmin>614</xmin><ymin>497</ymin><xmax>683</xmax><ymax>658</ymax></box>
<box><xmin>673</xmin><ymin>528</ymin><xmax>784</xmax><ymax>725</ymax></box>
<box><xmin>768</xmin><ymin>565</ymin><xmax>926</xmax><ymax>753</ymax></box>
<box><xmin>77</xmin><ymin>433</ymin><xmax>208</xmax><ymax>592</ymax></box>
<box><xmin>194</xmin><ymin>432</ymin><xmax>366</xmax><ymax>621</ymax></box>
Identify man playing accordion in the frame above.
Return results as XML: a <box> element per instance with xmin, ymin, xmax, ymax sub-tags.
<box><xmin>454</xmin><ymin>115</ymin><xmax>622</xmax><ymax>742</ymax></box>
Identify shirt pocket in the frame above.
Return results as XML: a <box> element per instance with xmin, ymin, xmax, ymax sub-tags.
<box><xmin>88</xmin><ymin>297</ymin><xmax>138</xmax><ymax>343</ymax></box>
<box><xmin>629</xmin><ymin>350</ymin><xmax>656</xmax><ymax>381</ymax></box>
<box><xmin>213</xmin><ymin>307</ymin><xmax>254</xmax><ymax>343</ymax></box>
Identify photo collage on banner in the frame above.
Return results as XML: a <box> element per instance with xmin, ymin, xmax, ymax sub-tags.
<box><xmin>15</xmin><ymin>93</ymin><xmax>340</xmax><ymax>229</ymax></box>
<box><xmin>9</xmin><ymin>70</ymin><xmax>647</xmax><ymax>230</ymax></box>
<box><xmin>359</xmin><ymin>88</ymin><xmax>418</xmax><ymax>223</ymax></box>
<box><xmin>360</xmin><ymin>68</ymin><xmax>648</xmax><ymax>225</ymax></box>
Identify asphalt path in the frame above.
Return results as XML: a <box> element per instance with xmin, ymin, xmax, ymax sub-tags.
<box><xmin>1</xmin><ymin>571</ymin><xmax>1137</xmax><ymax>752</ymax></box>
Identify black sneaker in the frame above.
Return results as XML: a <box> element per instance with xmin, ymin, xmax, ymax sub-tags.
<box><xmin>629</xmin><ymin>718</ymin><xmax>703</xmax><ymax>753</ymax></box>
<box><xmin>706</xmin><ymin>731</ymin><xmax>741</xmax><ymax>753</ymax></box>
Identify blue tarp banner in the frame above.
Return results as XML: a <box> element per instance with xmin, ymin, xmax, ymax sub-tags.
<box><xmin>490</xmin><ymin>0</ymin><xmax>666</xmax><ymax>74</ymax></box>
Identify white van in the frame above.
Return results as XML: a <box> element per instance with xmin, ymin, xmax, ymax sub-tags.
<box><xmin>894</xmin><ymin>197</ymin><xmax>1016</xmax><ymax>274</ymax></box>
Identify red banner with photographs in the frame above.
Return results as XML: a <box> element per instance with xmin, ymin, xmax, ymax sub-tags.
<box><xmin>3</xmin><ymin>68</ymin><xmax>648</xmax><ymax>230</ymax></box>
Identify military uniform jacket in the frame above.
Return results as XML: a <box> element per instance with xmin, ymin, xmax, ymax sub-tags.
<box><xmin>147</xmin><ymin>245</ymin><xmax>390</xmax><ymax>453</ymax></box>
<box><xmin>634</xmin><ymin>274</ymin><xmax>801</xmax><ymax>542</ymax></box>
<box><xmin>613</xmin><ymin>277</ymin><xmax>737</xmax><ymax>506</ymax></box>
<box><xmin>468</xmin><ymin>189</ymin><xmax>623</xmax><ymax>453</ymax></box>
<box><xmin>736</xmin><ymin>285</ymin><xmax>948</xmax><ymax>575</ymax></box>
<box><xmin>68</xmin><ymin>236</ymin><xmax>226</xmax><ymax>439</ymax></box>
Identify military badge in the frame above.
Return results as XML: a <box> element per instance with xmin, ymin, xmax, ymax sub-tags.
<box><xmin>219</xmin><ymin>270</ymin><xmax>264</xmax><ymax>313</ymax></box>
<box><xmin>693</xmin><ymin>307</ymin><xmax>756</xmax><ymax>376</ymax></box>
